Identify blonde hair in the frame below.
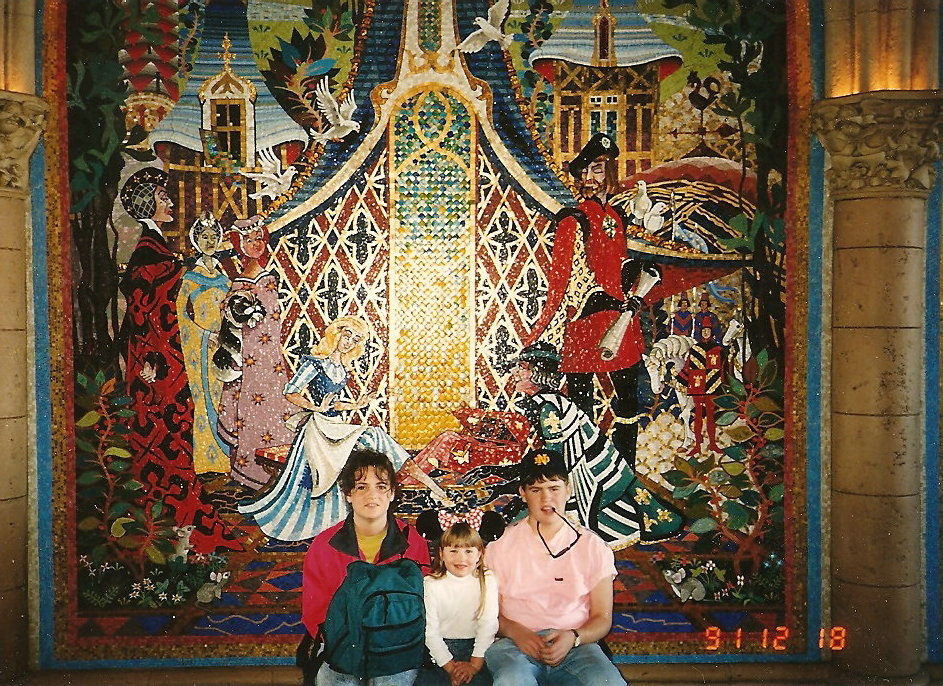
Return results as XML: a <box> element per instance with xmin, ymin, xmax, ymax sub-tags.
<box><xmin>311</xmin><ymin>316</ymin><xmax>369</xmax><ymax>366</ymax></box>
<box><xmin>430</xmin><ymin>522</ymin><xmax>488</xmax><ymax>619</ymax></box>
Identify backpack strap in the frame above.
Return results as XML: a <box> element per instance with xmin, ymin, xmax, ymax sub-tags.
<box><xmin>296</xmin><ymin>629</ymin><xmax>324</xmax><ymax>682</ymax></box>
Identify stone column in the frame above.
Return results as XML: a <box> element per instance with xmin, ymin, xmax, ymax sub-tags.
<box><xmin>813</xmin><ymin>91</ymin><xmax>943</xmax><ymax>685</ymax></box>
<box><xmin>0</xmin><ymin>91</ymin><xmax>46</xmax><ymax>682</ymax></box>
<box><xmin>822</xmin><ymin>1</ymin><xmax>939</xmax><ymax>97</ymax></box>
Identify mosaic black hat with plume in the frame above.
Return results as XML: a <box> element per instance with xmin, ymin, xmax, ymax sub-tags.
<box><xmin>567</xmin><ymin>132</ymin><xmax>619</xmax><ymax>178</ymax></box>
<box><xmin>518</xmin><ymin>341</ymin><xmax>563</xmax><ymax>390</ymax></box>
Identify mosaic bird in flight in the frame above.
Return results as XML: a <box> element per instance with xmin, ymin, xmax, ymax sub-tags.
<box><xmin>313</xmin><ymin>79</ymin><xmax>360</xmax><ymax>142</ymax></box>
<box><xmin>458</xmin><ymin>0</ymin><xmax>512</xmax><ymax>53</ymax></box>
<box><xmin>245</xmin><ymin>147</ymin><xmax>297</xmax><ymax>201</ymax></box>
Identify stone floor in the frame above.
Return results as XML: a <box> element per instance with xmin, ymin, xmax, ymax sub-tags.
<box><xmin>10</xmin><ymin>662</ymin><xmax>838</xmax><ymax>685</ymax></box>
<box><xmin>13</xmin><ymin>662</ymin><xmax>943</xmax><ymax>685</ymax></box>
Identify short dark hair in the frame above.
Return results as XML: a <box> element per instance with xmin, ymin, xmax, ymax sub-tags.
<box><xmin>519</xmin><ymin>450</ymin><xmax>569</xmax><ymax>487</ymax></box>
<box><xmin>518</xmin><ymin>341</ymin><xmax>563</xmax><ymax>390</ymax></box>
<box><xmin>338</xmin><ymin>449</ymin><xmax>397</xmax><ymax>496</ymax></box>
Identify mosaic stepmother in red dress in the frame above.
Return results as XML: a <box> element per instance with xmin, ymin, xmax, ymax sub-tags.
<box><xmin>524</xmin><ymin>133</ymin><xmax>662</xmax><ymax>470</ymax></box>
<box><xmin>118</xmin><ymin>168</ymin><xmax>240</xmax><ymax>554</ymax></box>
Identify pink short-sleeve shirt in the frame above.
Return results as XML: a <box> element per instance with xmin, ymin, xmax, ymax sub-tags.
<box><xmin>485</xmin><ymin>519</ymin><xmax>616</xmax><ymax>632</ymax></box>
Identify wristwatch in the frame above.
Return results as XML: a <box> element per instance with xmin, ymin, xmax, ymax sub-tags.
<box><xmin>571</xmin><ymin>629</ymin><xmax>581</xmax><ymax>647</ymax></box>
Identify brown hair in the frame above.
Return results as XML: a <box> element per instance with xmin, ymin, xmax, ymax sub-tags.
<box><xmin>429</xmin><ymin>522</ymin><xmax>488</xmax><ymax>619</ymax></box>
<box><xmin>603</xmin><ymin>156</ymin><xmax>619</xmax><ymax>196</ymax></box>
<box><xmin>338</xmin><ymin>449</ymin><xmax>397</xmax><ymax>498</ymax></box>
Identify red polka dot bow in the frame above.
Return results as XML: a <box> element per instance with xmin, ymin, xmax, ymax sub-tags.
<box><xmin>437</xmin><ymin>508</ymin><xmax>484</xmax><ymax>532</ymax></box>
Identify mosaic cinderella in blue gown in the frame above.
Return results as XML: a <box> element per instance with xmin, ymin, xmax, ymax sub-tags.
<box><xmin>239</xmin><ymin>316</ymin><xmax>449</xmax><ymax>541</ymax></box>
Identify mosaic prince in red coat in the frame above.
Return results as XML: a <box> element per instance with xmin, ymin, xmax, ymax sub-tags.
<box><xmin>525</xmin><ymin>133</ymin><xmax>662</xmax><ymax>470</ymax></box>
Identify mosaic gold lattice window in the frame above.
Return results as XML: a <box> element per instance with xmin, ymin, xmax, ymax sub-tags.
<box><xmin>389</xmin><ymin>89</ymin><xmax>475</xmax><ymax>448</ymax></box>
<box><xmin>418</xmin><ymin>0</ymin><xmax>440</xmax><ymax>52</ymax></box>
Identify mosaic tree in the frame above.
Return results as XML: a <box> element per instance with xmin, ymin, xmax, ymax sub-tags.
<box><xmin>67</xmin><ymin>0</ymin><xmax>147</xmax><ymax>372</ymax></box>
<box><xmin>67</xmin><ymin>0</ymin><xmax>199</xmax><ymax>371</ymax></box>
<box><xmin>656</xmin><ymin>0</ymin><xmax>788</xmax><ymax>355</ymax></box>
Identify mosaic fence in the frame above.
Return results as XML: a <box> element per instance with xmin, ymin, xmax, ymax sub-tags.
<box><xmin>41</xmin><ymin>0</ymin><xmax>816</xmax><ymax>667</ymax></box>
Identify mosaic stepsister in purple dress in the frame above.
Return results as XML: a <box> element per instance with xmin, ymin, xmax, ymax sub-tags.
<box><xmin>216</xmin><ymin>220</ymin><xmax>295</xmax><ymax>491</ymax></box>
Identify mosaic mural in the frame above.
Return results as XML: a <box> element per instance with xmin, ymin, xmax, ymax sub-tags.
<box><xmin>42</xmin><ymin>0</ymin><xmax>815</xmax><ymax>667</ymax></box>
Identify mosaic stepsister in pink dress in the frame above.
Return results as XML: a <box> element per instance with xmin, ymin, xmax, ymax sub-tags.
<box><xmin>216</xmin><ymin>219</ymin><xmax>295</xmax><ymax>491</ymax></box>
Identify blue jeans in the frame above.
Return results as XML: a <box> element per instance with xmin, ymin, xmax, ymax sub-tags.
<box><xmin>316</xmin><ymin>663</ymin><xmax>418</xmax><ymax>686</ymax></box>
<box><xmin>415</xmin><ymin>638</ymin><xmax>493</xmax><ymax>686</ymax></box>
<box><xmin>484</xmin><ymin>636</ymin><xmax>626</xmax><ymax>686</ymax></box>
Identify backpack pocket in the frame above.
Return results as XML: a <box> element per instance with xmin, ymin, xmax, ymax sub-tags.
<box><xmin>363</xmin><ymin>588</ymin><xmax>425</xmax><ymax>658</ymax></box>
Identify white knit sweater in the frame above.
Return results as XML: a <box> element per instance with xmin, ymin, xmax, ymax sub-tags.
<box><xmin>423</xmin><ymin>570</ymin><xmax>499</xmax><ymax>666</ymax></box>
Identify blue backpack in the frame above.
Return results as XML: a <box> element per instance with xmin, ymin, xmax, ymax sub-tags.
<box><xmin>322</xmin><ymin>558</ymin><xmax>426</xmax><ymax>678</ymax></box>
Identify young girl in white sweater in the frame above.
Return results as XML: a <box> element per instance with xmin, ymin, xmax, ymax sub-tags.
<box><xmin>418</xmin><ymin>522</ymin><xmax>499</xmax><ymax>686</ymax></box>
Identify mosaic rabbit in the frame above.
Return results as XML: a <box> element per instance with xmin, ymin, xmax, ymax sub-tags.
<box><xmin>196</xmin><ymin>570</ymin><xmax>231</xmax><ymax>604</ymax></box>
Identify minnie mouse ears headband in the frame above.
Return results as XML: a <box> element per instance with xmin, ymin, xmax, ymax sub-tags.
<box><xmin>416</xmin><ymin>508</ymin><xmax>506</xmax><ymax>543</ymax></box>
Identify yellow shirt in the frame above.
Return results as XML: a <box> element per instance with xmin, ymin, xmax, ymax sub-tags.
<box><xmin>357</xmin><ymin>529</ymin><xmax>386</xmax><ymax>563</ymax></box>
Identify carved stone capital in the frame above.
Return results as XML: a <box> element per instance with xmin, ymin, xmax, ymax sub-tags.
<box><xmin>812</xmin><ymin>90</ymin><xmax>943</xmax><ymax>199</ymax></box>
<box><xmin>0</xmin><ymin>91</ymin><xmax>47</xmax><ymax>194</ymax></box>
